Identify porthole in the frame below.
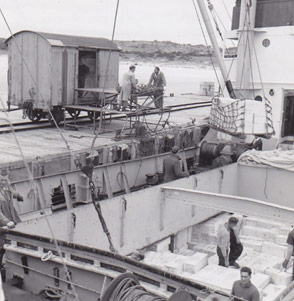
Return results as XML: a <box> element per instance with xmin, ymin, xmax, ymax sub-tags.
<box><xmin>255</xmin><ymin>95</ymin><xmax>262</xmax><ymax>102</ymax></box>
<box><xmin>262</xmin><ymin>39</ymin><xmax>270</xmax><ymax>47</ymax></box>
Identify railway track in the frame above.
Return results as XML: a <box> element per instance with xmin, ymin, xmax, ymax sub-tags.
<box><xmin>0</xmin><ymin>100</ymin><xmax>212</xmax><ymax>134</ymax></box>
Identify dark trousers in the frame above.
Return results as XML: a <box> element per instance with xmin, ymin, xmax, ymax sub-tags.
<box><xmin>229</xmin><ymin>242</ymin><xmax>243</xmax><ymax>264</ymax></box>
<box><xmin>154</xmin><ymin>92</ymin><xmax>163</xmax><ymax>109</ymax></box>
<box><xmin>217</xmin><ymin>246</ymin><xmax>226</xmax><ymax>266</ymax></box>
<box><xmin>78</xmin><ymin>77</ymin><xmax>86</xmax><ymax>97</ymax></box>
<box><xmin>217</xmin><ymin>244</ymin><xmax>243</xmax><ymax>267</ymax></box>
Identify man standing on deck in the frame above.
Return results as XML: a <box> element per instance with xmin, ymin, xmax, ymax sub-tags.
<box><xmin>0</xmin><ymin>172</ymin><xmax>21</xmax><ymax>266</ymax></box>
<box><xmin>231</xmin><ymin>267</ymin><xmax>260</xmax><ymax>301</ymax></box>
<box><xmin>217</xmin><ymin>216</ymin><xmax>243</xmax><ymax>268</ymax></box>
<box><xmin>282</xmin><ymin>227</ymin><xmax>294</xmax><ymax>280</ymax></box>
<box><xmin>120</xmin><ymin>65</ymin><xmax>137</xmax><ymax>111</ymax></box>
<box><xmin>163</xmin><ymin>146</ymin><xmax>189</xmax><ymax>182</ymax></box>
<box><xmin>148</xmin><ymin>67</ymin><xmax>166</xmax><ymax>109</ymax></box>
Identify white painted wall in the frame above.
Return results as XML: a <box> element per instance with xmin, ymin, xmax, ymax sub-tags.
<box><xmin>15</xmin><ymin>175</ymin><xmax>219</xmax><ymax>255</ymax></box>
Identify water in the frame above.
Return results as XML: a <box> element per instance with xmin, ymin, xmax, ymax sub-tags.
<box><xmin>119</xmin><ymin>62</ymin><xmax>220</xmax><ymax>96</ymax></box>
<box><xmin>0</xmin><ymin>52</ymin><xmax>220</xmax><ymax>104</ymax></box>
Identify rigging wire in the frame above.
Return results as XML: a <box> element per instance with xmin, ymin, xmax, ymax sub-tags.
<box><xmin>250</xmin><ymin>31</ymin><xmax>266</xmax><ymax>98</ymax></box>
<box><xmin>0</xmin><ymin>98</ymin><xmax>80</xmax><ymax>301</ymax></box>
<box><xmin>206</xmin><ymin>0</ymin><xmax>237</xmax><ymax>74</ymax></box>
<box><xmin>1</xmin><ymin>6</ymin><xmax>118</xmax><ymax>253</ymax></box>
<box><xmin>191</xmin><ymin>0</ymin><xmax>223</xmax><ymax>96</ymax></box>
<box><xmin>0</xmin><ymin>9</ymin><xmax>73</xmax><ymax>153</ymax></box>
<box><xmin>90</xmin><ymin>0</ymin><xmax>120</xmax><ymax>154</ymax></box>
<box><xmin>206</xmin><ymin>0</ymin><xmax>224</xmax><ymax>41</ymax></box>
<box><xmin>0</xmin><ymin>0</ymin><xmax>118</xmax><ymax>265</ymax></box>
<box><xmin>221</xmin><ymin>0</ymin><xmax>233</xmax><ymax>22</ymax></box>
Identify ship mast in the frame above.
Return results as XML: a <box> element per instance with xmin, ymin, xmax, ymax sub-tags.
<box><xmin>235</xmin><ymin>0</ymin><xmax>257</xmax><ymax>98</ymax></box>
<box><xmin>195</xmin><ymin>0</ymin><xmax>236</xmax><ymax>98</ymax></box>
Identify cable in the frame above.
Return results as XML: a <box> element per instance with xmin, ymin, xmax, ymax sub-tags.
<box><xmin>0</xmin><ymin>9</ymin><xmax>73</xmax><ymax>153</ymax></box>
<box><xmin>102</xmin><ymin>274</ymin><xmax>166</xmax><ymax>301</ymax></box>
<box><xmin>191</xmin><ymin>0</ymin><xmax>223</xmax><ymax>96</ymax></box>
<box><xmin>0</xmin><ymin>97</ymin><xmax>80</xmax><ymax>301</ymax></box>
<box><xmin>90</xmin><ymin>0</ymin><xmax>120</xmax><ymax>153</ymax></box>
<box><xmin>221</xmin><ymin>0</ymin><xmax>233</xmax><ymax>22</ymax></box>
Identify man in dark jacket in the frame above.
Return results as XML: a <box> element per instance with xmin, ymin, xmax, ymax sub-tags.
<box><xmin>163</xmin><ymin>146</ymin><xmax>189</xmax><ymax>182</ymax></box>
<box><xmin>148</xmin><ymin>67</ymin><xmax>166</xmax><ymax>109</ymax></box>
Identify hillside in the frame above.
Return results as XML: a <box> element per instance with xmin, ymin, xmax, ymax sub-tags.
<box><xmin>0</xmin><ymin>38</ymin><xmax>226</xmax><ymax>67</ymax></box>
<box><xmin>115</xmin><ymin>40</ymin><xmax>217</xmax><ymax>66</ymax></box>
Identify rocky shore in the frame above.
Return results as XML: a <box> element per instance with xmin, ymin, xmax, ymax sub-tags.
<box><xmin>0</xmin><ymin>37</ymin><xmax>219</xmax><ymax>67</ymax></box>
<box><xmin>115</xmin><ymin>40</ymin><xmax>218</xmax><ymax>67</ymax></box>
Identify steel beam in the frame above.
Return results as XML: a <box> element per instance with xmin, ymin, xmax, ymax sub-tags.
<box><xmin>162</xmin><ymin>186</ymin><xmax>294</xmax><ymax>225</ymax></box>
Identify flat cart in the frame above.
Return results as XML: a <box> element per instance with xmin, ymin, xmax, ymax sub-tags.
<box><xmin>71</xmin><ymin>88</ymin><xmax>119</xmax><ymax>120</ymax></box>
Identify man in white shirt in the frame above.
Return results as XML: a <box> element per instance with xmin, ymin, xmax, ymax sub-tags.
<box><xmin>120</xmin><ymin>65</ymin><xmax>137</xmax><ymax>110</ymax></box>
<box><xmin>217</xmin><ymin>216</ymin><xmax>243</xmax><ymax>268</ymax></box>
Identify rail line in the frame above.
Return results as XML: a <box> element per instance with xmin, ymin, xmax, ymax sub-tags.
<box><xmin>0</xmin><ymin>100</ymin><xmax>212</xmax><ymax>134</ymax></box>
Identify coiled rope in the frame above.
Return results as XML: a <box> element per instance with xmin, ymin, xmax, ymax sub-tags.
<box><xmin>101</xmin><ymin>273</ymin><xmax>165</xmax><ymax>301</ymax></box>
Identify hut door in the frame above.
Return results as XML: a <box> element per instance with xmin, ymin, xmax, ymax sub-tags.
<box><xmin>282</xmin><ymin>95</ymin><xmax>294</xmax><ymax>137</ymax></box>
<box><xmin>98</xmin><ymin>50</ymin><xmax>119</xmax><ymax>89</ymax></box>
<box><xmin>78</xmin><ymin>51</ymin><xmax>96</xmax><ymax>89</ymax></box>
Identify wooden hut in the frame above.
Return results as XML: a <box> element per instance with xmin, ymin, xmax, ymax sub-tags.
<box><xmin>5</xmin><ymin>30</ymin><xmax>120</xmax><ymax>122</ymax></box>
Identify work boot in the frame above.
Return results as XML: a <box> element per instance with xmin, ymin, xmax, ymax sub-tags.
<box><xmin>229</xmin><ymin>261</ymin><xmax>240</xmax><ymax>269</ymax></box>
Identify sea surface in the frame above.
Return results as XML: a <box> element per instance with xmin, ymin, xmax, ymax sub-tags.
<box><xmin>0</xmin><ymin>52</ymin><xmax>220</xmax><ymax>105</ymax></box>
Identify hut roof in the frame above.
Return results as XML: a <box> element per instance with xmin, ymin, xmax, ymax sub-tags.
<box><xmin>5</xmin><ymin>30</ymin><xmax>119</xmax><ymax>50</ymax></box>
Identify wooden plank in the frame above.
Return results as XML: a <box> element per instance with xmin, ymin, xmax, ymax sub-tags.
<box><xmin>64</xmin><ymin>105</ymin><xmax>127</xmax><ymax>115</ymax></box>
<box><xmin>37</xmin><ymin>36</ymin><xmax>52</xmax><ymax>109</ymax></box>
<box><xmin>98</xmin><ymin>50</ymin><xmax>119</xmax><ymax>89</ymax></box>
<box><xmin>65</xmin><ymin>48</ymin><xmax>77</xmax><ymax>105</ymax></box>
<box><xmin>51</xmin><ymin>47</ymin><xmax>63</xmax><ymax>106</ymax></box>
<box><xmin>22</xmin><ymin>32</ymin><xmax>38</xmax><ymax>103</ymax></box>
<box><xmin>61</xmin><ymin>175</ymin><xmax>73</xmax><ymax>210</ymax></box>
<box><xmin>102</xmin><ymin>167</ymin><xmax>113</xmax><ymax>198</ymax></box>
<box><xmin>75</xmin><ymin>88</ymin><xmax>118</xmax><ymax>94</ymax></box>
<box><xmin>9</xmin><ymin>35</ymin><xmax>23</xmax><ymax>105</ymax></box>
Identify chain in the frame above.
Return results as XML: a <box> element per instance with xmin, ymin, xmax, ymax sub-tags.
<box><xmin>74</xmin><ymin>158</ymin><xmax>117</xmax><ymax>253</ymax></box>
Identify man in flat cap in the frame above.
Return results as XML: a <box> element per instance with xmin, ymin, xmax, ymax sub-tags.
<box><xmin>163</xmin><ymin>146</ymin><xmax>189</xmax><ymax>182</ymax></box>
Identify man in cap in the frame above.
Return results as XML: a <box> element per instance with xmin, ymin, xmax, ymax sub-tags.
<box><xmin>162</xmin><ymin>146</ymin><xmax>189</xmax><ymax>182</ymax></box>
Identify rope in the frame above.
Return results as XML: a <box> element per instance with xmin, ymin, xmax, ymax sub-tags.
<box><xmin>1</xmin><ymin>4</ymin><xmax>119</xmax><ymax>254</ymax></box>
<box><xmin>221</xmin><ymin>0</ymin><xmax>233</xmax><ymax>22</ymax></box>
<box><xmin>191</xmin><ymin>0</ymin><xmax>223</xmax><ymax>96</ymax></box>
<box><xmin>106</xmin><ymin>277</ymin><xmax>165</xmax><ymax>301</ymax></box>
<box><xmin>0</xmin><ymin>98</ymin><xmax>80</xmax><ymax>301</ymax></box>
<box><xmin>209</xmin><ymin>97</ymin><xmax>245</xmax><ymax>136</ymax></box>
<box><xmin>90</xmin><ymin>0</ymin><xmax>120</xmax><ymax>153</ymax></box>
<box><xmin>0</xmin><ymin>8</ymin><xmax>73</xmax><ymax>154</ymax></box>
<box><xmin>74</xmin><ymin>159</ymin><xmax>117</xmax><ymax>253</ymax></box>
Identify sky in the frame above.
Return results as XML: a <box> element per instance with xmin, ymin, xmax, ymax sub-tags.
<box><xmin>0</xmin><ymin>0</ymin><xmax>235</xmax><ymax>44</ymax></box>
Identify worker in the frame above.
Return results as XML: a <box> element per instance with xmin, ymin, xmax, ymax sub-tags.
<box><xmin>148</xmin><ymin>67</ymin><xmax>166</xmax><ymax>109</ymax></box>
<box><xmin>163</xmin><ymin>146</ymin><xmax>189</xmax><ymax>182</ymax></box>
<box><xmin>282</xmin><ymin>227</ymin><xmax>294</xmax><ymax>280</ymax></box>
<box><xmin>217</xmin><ymin>216</ymin><xmax>243</xmax><ymax>268</ymax></box>
<box><xmin>78</xmin><ymin>57</ymin><xmax>90</xmax><ymax>97</ymax></box>
<box><xmin>120</xmin><ymin>65</ymin><xmax>137</xmax><ymax>111</ymax></box>
<box><xmin>0</xmin><ymin>172</ymin><xmax>22</xmax><ymax>265</ymax></box>
<box><xmin>231</xmin><ymin>267</ymin><xmax>260</xmax><ymax>301</ymax></box>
